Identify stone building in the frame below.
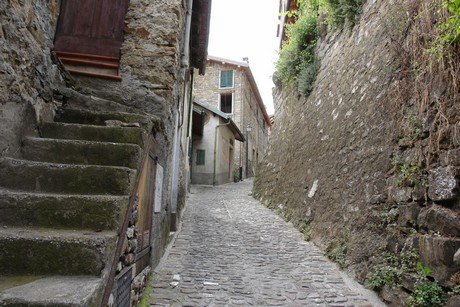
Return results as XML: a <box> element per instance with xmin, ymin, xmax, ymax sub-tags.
<box><xmin>191</xmin><ymin>99</ymin><xmax>245</xmax><ymax>185</ymax></box>
<box><xmin>0</xmin><ymin>1</ymin><xmax>210</xmax><ymax>306</ymax></box>
<box><xmin>193</xmin><ymin>55</ymin><xmax>271</xmax><ymax>180</ymax></box>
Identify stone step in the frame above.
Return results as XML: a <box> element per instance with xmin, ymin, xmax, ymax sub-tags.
<box><xmin>40</xmin><ymin>122</ymin><xmax>146</xmax><ymax>147</ymax></box>
<box><xmin>0</xmin><ymin>190</ymin><xmax>129</xmax><ymax>231</ymax></box>
<box><xmin>0</xmin><ymin>227</ymin><xmax>116</xmax><ymax>275</ymax></box>
<box><xmin>0</xmin><ymin>275</ymin><xmax>102</xmax><ymax>306</ymax></box>
<box><xmin>0</xmin><ymin>157</ymin><xmax>135</xmax><ymax>195</ymax></box>
<box><xmin>55</xmin><ymin>108</ymin><xmax>152</xmax><ymax>130</ymax></box>
<box><xmin>22</xmin><ymin>136</ymin><xmax>142</xmax><ymax>168</ymax></box>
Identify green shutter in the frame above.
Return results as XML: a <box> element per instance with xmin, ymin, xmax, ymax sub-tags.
<box><xmin>220</xmin><ymin>70</ymin><xmax>234</xmax><ymax>88</ymax></box>
<box><xmin>196</xmin><ymin>149</ymin><xmax>205</xmax><ymax>165</ymax></box>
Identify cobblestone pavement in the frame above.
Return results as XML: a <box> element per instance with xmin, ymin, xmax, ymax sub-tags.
<box><xmin>149</xmin><ymin>180</ymin><xmax>385</xmax><ymax>307</ymax></box>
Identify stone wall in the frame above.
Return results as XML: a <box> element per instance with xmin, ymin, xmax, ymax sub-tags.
<box><xmin>254</xmin><ymin>0</ymin><xmax>460</xmax><ymax>304</ymax></box>
<box><xmin>1</xmin><ymin>1</ymin><xmax>193</xmax><ymax>304</ymax></box>
<box><xmin>64</xmin><ymin>0</ymin><xmax>190</xmax><ymax>269</ymax></box>
<box><xmin>0</xmin><ymin>0</ymin><xmax>64</xmax><ymax>157</ymax></box>
<box><xmin>256</xmin><ymin>0</ymin><xmax>395</xmax><ymax>275</ymax></box>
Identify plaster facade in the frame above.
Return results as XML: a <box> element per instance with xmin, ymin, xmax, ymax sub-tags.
<box><xmin>191</xmin><ymin>100</ymin><xmax>243</xmax><ymax>185</ymax></box>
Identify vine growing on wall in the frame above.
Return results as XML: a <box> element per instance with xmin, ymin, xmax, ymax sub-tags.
<box><xmin>275</xmin><ymin>0</ymin><xmax>365</xmax><ymax>96</ymax></box>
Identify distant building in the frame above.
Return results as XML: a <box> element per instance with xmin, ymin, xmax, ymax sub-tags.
<box><xmin>193</xmin><ymin>55</ymin><xmax>271</xmax><ymax>180</ymax></box>
<box><xmin>191</xmin><ymin>100</ymin><xmax>245</xmax><ymax>185</ymax></box>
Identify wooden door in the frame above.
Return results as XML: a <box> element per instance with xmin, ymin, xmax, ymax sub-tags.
<box><xmin>54</xmin><ymin>0</ymin><xmax>130</xmax><ymax>58</ymax></box>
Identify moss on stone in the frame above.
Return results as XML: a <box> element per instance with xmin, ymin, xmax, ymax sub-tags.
<box><xmin>0</xmin><ymin>275</ymin><xmax>45</xmax><ymax>292</ymax></box>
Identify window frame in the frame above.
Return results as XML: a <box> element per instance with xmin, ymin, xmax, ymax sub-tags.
<box><xmin>219</xmin><ymin>70</ymin><xmax>234</xmax><ymax>89</ymax></box>
<box><xmin>196</xmin><ymin>149</ymin><xmax>205</xmax><ymax>165</ymax></box>
<box><xmin>219</xmin><ymin>93</ymin><xmax>233</xmax><ymax>114</ymax></box>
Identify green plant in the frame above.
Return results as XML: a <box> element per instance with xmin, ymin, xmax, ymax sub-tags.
<box><xmin>139</xmin><ymin>275</ymin><xmax>154</xmax><ymax>307</ymax></box>
<box><xmin>276</xmin><ymin>7</ymin><xmax>319</xmax><ymax>96</ymax></box>
<box><xmin>407</xmin><ymin>262</ymin><xmax>447</xmax><ymax>307</ymax></box>
<box><xmin>400</xmin><ymin>249</ymin><xmax>419</xmax><ymax>273</ymax></box>
<box><xmin>450</xmin><ymin>284</ymin><xmax>460</xmax><ymax>295</ymax></box>
<box><xmin>366</xmin><ymin>264</ymin><xmax>402</xmax><ymax>289</ymax></box>
<box><xmin>325</xmin><ymin>240</ymin><xmax>347</xmax><ymax>268</ymax></box>
<box><xmin>428</xmin><ymin>0</ymin><xmax>460</xmax><ymax>62</ymax></box>
<box><xmin>321</xmin><ymin>0</ymin><xmax>365</xmax><ymax>29</ymax></box>
<box><xmin>406</xmin><ymin>109</ymin><xmax>422</xmax><ymax>142</ymax></box>
<box><xmin>408</xmin><ymin>281</ymin><xmax>447</xmax><ymax>306</ymax></box>
<box><xmin>366</xmin><ymin>249</ymin><xmax>419</xmax><ymax>289</ymax></box>
<box><xmin>440</xmin><ymin>0</ymin><xmax>460</xmax><ymax>44</ymax></box>
<box><xmin>391</xmin><ymin>154</ymin><xmax>423</xmax><ymax>187</ymax></box>
<box><xmin>298</xmin><ymin>220</ymin><xmax>312</xmax><ymax>241</ymax></box>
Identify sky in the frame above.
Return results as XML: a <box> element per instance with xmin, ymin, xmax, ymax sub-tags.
<box><xmin>207</xmin><ymin>0</ymin><xmax>281</xmax><ymax>115</ymax></box>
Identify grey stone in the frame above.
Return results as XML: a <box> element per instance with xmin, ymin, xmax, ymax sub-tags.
<box><xmin>454</xmin><ymin>248</ymin><xmax>460</xmax><ymax>266</ymax></box>
<box><xmin>0</xmin><ymin>276</ymin><xmax>101</xmax><ymax>306</ymax></box>
<box><xmin>428</xmin><ymin>166</ymin><xmax>458</xmax><ymax>202</ymax></box>
<box><xmin>418</xmin><ymin>234</ymin><xmax>460</xmax><ymax>284</ymax></box>
<box><xmin>418</xmin><ymin>204</ymin><xmax>460</xmax><ymax>237</ymax></box>
<box><xmin>398</xmin><ymin>203</ymin><xmax>421</xmax><ymax>227</ymax></box>
<box><xmin>447</xmin><ymin>295</ymin><xmax>460</xmax><ymax>307</ymax></box>
<box><xmin>148</xmin><ymin>181</ymin><xmax>385</xmax><ymax>306</ymax></box>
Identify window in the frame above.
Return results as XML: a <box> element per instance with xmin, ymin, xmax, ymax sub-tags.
<box><xmin>220</xmin><ymin>93</ymin><xmax>233</xmax><ymax>113</ymax></box>
<box><xmin>220</xmin><ymin>70</ymin><xmax>234</xmax><ymax>88</ymax></box>
<box><xmin>196</xmin><ymin>149</ymin><xmax>205</xmax><ymax>165</ymax></box>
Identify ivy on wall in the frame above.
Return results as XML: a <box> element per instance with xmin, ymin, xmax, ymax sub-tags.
<box><xmin>275</xmin><ymin>0</ymin><xmax>365</xmax><ymax>96</ymax></box>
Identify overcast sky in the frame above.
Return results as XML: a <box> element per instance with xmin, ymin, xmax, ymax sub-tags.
<box><xmin>207</xmin><ymin>0</ymin><xmax>280</xmax><ymax>115</ymax></box>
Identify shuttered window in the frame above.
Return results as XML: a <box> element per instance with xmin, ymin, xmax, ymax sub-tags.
<box><xmin>220</xmin><ymin>70</ymin><xmax>234</xmax><ymax>88</ymax></box>
<box><xmin>196</xmin><ymin>149</ymin><xmax>205</xmax><ymax>165</ymax></box>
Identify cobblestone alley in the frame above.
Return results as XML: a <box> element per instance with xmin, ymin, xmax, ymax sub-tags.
<box><xmin>148</xmin><ymin>180</ymin><xmax>385</xmax><ymax>306</ymax></box>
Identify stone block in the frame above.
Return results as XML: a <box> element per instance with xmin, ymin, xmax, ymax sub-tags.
<box><xmin>380</xmin><ymin>285</ymin><xmax>410</xmax><ymax>306</ymax></box>
<box><xmin>447</xmin><ymin>295</ymin><xmax>460</xmax><ymax>307</ymax></box>
<box><xmin>411</xmin><ymin>184</ymin><xmax>425</xmax><ymax>202</ymax></box>
<box><xmin>392</xmin><ymin>186</ymin><xmax>412</xmax><ymax>203</ymax></box>
<box><xmin>388</xmin><ymin>176</ymin><xmax>412</xmax><ymax>203</ymax></box>
<box><xmin>418</xmin><ymin>235</ymin><xmax>460</xmax><ymax>284</ymax></box>
<box><xmin>397</xmin><ymin>203</ymin><xmax>421</xmax><ymax>227</ymax></box>
<box><xmin>428</xmin><ymin>166</ymin><xmax>458</xmax><ymax>202</ymax></box>
<box><xmin>418</xmin><ymin>204</ymin><xmax>460</xmax><ymax>237</ymax></box>
<box><xmin>454</xmin><ymin>248</ymin><xmax>460</xmax><ymax>266</ymax></box>
<box><xmin>440</xmin><ymin>149</ymin><xmax>460</xmax><ymax>166</ymax></box>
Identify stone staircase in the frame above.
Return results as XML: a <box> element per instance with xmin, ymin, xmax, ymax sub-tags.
<box><xmin>0</xmin><ymin>104</ymin><xmax>152</xmax><ymax>306</ymax></box>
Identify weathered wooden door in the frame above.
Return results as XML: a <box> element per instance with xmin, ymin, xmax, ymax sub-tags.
<box><xmin>54</xmin><ymin>0</ymin><xmax>130</xmax><ymax>58</ymax></box>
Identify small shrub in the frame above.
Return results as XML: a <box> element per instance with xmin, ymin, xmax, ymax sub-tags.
<box><xmin>391</xmin><ymin>153</ymin><xmax>423</xmax><ymax>187</ymax></box>
<box><xmin>325</xmin><ymin>240</ymin><xmax>347</xmax><ymax>268</ymax></box>
<box><xmin>408</xmin><ymin>280</ymin><xmax>447</xmax><ymax>306</ymax></box>
<box><xmin>298</xmin><ymin>220</ymin><xmax>312</xmax><ymax>241</ymax></box>
<box><xmin>406</xmin><ymin>262</ymin><xmax>447</xmax><ymax>307</ymax></box>
<box><xmin>322</xmin><ymin>0</ymin><xmax>365</xmax><ymax>29</ymax></box>
<box><xmin>450</xmin><ymin>284</ymin><xmax>460</xmax><ymax>295</ymax></box>
<box><xmin>276</xmin><ymin>9</ymin><xmax>319</xmax><ymax>96</ymax></box>
<box><xmin>366</xmin><ymin>249</ymin><xmax>419</xmax><ymax>289</ymax></box>
<box><xmin>367</xmin><ymin>265</ymin><xmax>402</xmax><ymax>289</ymax></box>
<box><xmin>440</xmin><ymin>0</ymin><xmax>460</xmax><ymax>44</ymax></box>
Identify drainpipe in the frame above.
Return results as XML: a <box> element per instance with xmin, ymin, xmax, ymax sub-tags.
<box><xmin>186</xmin><ymin>69</ymin><xmax>194</xmax><ymax>137</ymax></box>
<box><xmin>179</xmin><ymin>0</ymin><xmax>193</xmax><ymax>128</ymax></box>
<box><xmin>213</xmin><ymin>120</ymin><xmax>231</xmax><ymax>186</ymax></box>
